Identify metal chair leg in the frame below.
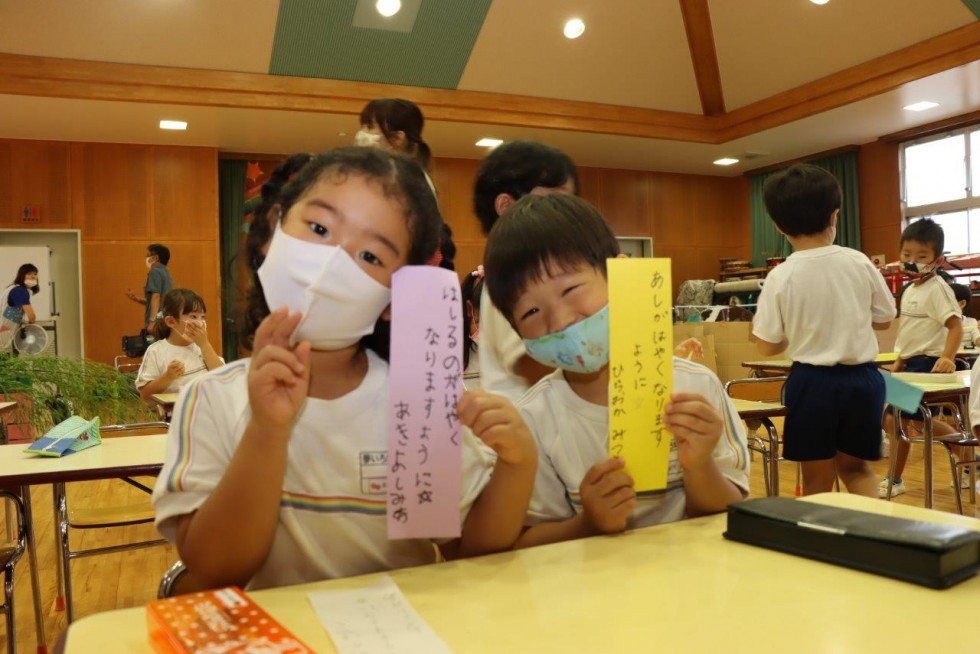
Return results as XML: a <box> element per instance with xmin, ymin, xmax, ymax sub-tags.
<box><xmin>54</xmin><ymin>483</ymin><xmax>75</xmax><ymax>623</ymax></box>
<box><xmin>19</xmin><ymin>487</ymin><xmax>45</xmax><ymax>653</ymax></box>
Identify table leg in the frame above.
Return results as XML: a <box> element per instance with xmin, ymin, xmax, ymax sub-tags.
<box><xmin>53</xmin><ymin>482</ymin><xmax>72</xmax><ymax>621</ymax></box>
<box><xmin>922</xmin><ymin>406</ymin><xmax>934</xmax><ymax>509</ymax></box>
<box><xmin>19</xmin><ymin>485</ymin><xmax>47</xmax><ymax>654</ymax></box>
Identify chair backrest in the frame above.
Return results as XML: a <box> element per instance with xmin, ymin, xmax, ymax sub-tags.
<box><xmin>0</xmin><ymin>491</ymin><xmax>26</xmax><ymax>557</ymax></box>
<box><xmin>725</xmin><ymin>376</ymin><xmax>787</xmax><ymax>404</ymax></box>
<box><xmin>100</xmin><ymin>421</ymin><xmax>170</xmax><ymax>438</ymax></box>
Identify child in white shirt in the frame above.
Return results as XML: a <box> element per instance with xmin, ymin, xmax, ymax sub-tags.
<box><xmin>135</xmin><ymin>288</ymin><xmax>224</xmax><ymax>404</ymax></box>
<box><xmin>483</xmin><ymin>193</ymin><xmax>748</xmax><ymax>546</ymax></box>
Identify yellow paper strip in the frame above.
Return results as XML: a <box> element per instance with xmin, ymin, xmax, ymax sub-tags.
<box><xmin>607</xmin><ymin>258</ymin><xmax>673</xmax><ymax>492</ymax></box>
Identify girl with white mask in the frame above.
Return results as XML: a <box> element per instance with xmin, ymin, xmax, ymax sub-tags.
<box><xmin>135</xmin><ymin>288</ymin><xmax>224</xmax><ymax>408</ymax></box>
<box><xmin>153</xmin><ymin>147</ymin><xmax>537</xmax><ymax>591</ymax></box>
<box><xmin>0</xmin><ymin>263</ymin><xmax>39</xmax><ymax>352</ymax></box>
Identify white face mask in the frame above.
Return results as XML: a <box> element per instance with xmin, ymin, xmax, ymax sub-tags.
<box><xmin>354</xmin><ymin>129</ymin><xmax>383</xmax><ymax>148</ymax></box>
<box><xmin>24</xmin><ymin>279</ymin><xmax>38</xmax><ymax>288</ymax></box>
<box><xmin>257</xmin><ymin>225</ymin><xmax>392</xmax><ymax>351</ymax></box>
<box><xmin>145</xmin><ymin>256</ymin><xmax>155</xmax><ymax>269</ymax></box>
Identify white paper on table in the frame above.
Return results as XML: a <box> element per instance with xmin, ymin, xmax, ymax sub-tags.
<box><xmin>308</xmin><ymin>575</ymin><xmax>451</xmax><ymax>654</ymax></box>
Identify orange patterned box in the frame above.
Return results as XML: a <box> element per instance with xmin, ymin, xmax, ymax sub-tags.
<box><xmin>147</xmin><ymin>586</ymin><xmax>312</xmax><ymax>653</ymax></box>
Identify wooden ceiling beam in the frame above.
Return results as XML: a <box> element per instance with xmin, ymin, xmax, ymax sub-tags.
<box><xmin>0</xmin><ymin>53</ymin><xmax>717</xmax><ymax>144</ymax></box>
<box><xmin>679</xmin><ymin>0</ymin><xmax>726</xmax><ymax>117</ymax></box>
<box><xmin>1</xmin><ymin>20</ymin><xmax>979</xmax><ymax>146</ymax></box>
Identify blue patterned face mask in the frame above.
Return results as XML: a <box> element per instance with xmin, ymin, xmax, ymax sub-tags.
<box><xmin>523</xmin><ymin>305</ymin><xmax>609</xmax><ymax>373</ymax></box>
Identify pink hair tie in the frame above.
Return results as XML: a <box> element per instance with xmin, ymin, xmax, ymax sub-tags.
<box><xmin>472</xmin><ymin>265</ymin><xmax>485</xmax><ymax>279</ymax></box>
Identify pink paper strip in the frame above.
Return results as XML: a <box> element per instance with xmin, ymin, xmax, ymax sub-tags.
<box><xmin>387</xmin><ymin>266</ymin><xmax>464</xmax><ymax>539</ymax></box>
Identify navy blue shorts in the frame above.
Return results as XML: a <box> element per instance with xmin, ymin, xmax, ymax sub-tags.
<box><xmin>782</xmin><ymin>362</ymin><xmax>884</xmax><ymax>462</ymax></box>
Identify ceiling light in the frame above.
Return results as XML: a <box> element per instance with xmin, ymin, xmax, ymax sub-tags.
<box><xmin>564</xmin><ymin>18</ymin><xmax>585</xmax><ymax>39</ymax></box>
<box><xmin>903</xmin><ymin>101</ymin><xmax>940</xmax><ymax>112</ymax></box>
<box><xmin>376</xmin><ymin>0</ymin><xmax>401</xmax><ymax>17</ymax></box>
<box><xmin>159</xmin><ymin>120</ymin><xmax>187</xmax><ymax>131</ymax></box>
<box><xmin>713</xmin><ymin>158</ymin><xmax>739</xmax><ymax>166</ymax></box>
<box><xmin>809</xmin><ymin>0</ymin><xmax>830</xmax><ymax>5</ymax></box>
<box><xmin>476</xmin><ymin>138</ymin><xmax>503</xmax><ymax>148</ymax></box>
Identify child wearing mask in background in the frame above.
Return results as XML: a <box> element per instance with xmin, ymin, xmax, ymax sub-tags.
<box><xmin>136</xmin><ymin>288</ymin><xmax>224</xmax><ymax>404</ymax></box>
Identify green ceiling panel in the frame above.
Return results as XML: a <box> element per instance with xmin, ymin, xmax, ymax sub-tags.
<box><xmin>962</xmin><ymin>0</ymin><xmax>980</xmax><ymax>19</ymax></box>
<box><xmin>269</xmin><ymin>0</ymin><xmax>493</xmax><ymax>89</ymax></box>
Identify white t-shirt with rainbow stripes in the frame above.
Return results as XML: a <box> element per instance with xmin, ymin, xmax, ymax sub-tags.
<box><xmin>153</xmin><ymin>350</ymin><xmax>496</xmax><ymax>589</ymax></box>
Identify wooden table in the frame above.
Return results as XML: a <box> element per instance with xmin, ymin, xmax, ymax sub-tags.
<box><xmin>63</xmin><ymin>493</ymin><xmax>980</xmax><ymax>653</ymax></box>
<box><xmin>730</xmin><ymin>398</ymin><xmax>786</xmax><ymax>496</ymax></box>
<box><xmin>0</xmin><ymin>434</ymin><xmax>167</xmax><ymax>629</ymax></box>
<box><xmin>149</xmin><ymin>392</ymin><xmax>178</xmax><ymax>419</ymax></box>
<box><xmin>743</xmin><ymin>351</ymin><xmax>977</xmax><ymax>378</ymax></box>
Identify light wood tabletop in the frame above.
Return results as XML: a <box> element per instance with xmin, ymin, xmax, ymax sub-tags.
<box><xmin>64</xmin><ymin>493</ymin><xmax>980</xmax><ymax>653</ymax></box>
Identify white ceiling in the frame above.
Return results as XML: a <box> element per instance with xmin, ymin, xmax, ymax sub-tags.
<box><xmin>0</xmin><ymin>0</ymin><xmax>977</xmax><ymax>175</ymax></box>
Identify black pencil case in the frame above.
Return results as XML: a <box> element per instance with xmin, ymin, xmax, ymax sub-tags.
<box><xmin>724</xmin><ymin>497</ymin><xmax>980</xmax><ymax>589</ymax></box>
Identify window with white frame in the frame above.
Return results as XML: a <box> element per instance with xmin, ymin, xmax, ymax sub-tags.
<box><xmin>901</xmin><ymin>126</ymin><xmax>980</xmax><ymax>259</ymax></box>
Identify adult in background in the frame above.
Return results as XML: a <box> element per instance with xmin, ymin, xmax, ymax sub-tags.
<box><xmin>0</xmin><ymin>263</ymin><xmax>40</xmax><ymax>351</ymax></box>
<box><xmin>126</xmin><ymin>243</ymin><xmax>173</xmax><ymax>331</ymax></box>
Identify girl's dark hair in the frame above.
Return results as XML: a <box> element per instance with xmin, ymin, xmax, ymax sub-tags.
<box><xmin>360</xmin><ymin>99</ymin><xmax>432</xmax><ymax>172</ymax></box>
<box><xmin>241</xmin><ymin>147</ymin><xmax>443</xmax><ymax>357</ymax></box>
<box><xmin>246</xmin><ymin>153</ymin><xmax>316</xmax><ymax>271</ymax></box>
<box><xmin>460</xmin><ymin>268</ymin><xmax>485</xmax><ymax>369</ymax></box>
<box><xmin>14</xmin><ymin>263</ymin><xmax>40</xmax><ymax>296</ymax></box>
<box><xmin>485</xmin><ymin>194</ymin><xmax>620</xmax><ymax>322</ymax></box>
<box><xmin>153</xmin><ymin>288</ymin><xmax>206</xmax><ymax>341</ymax></box>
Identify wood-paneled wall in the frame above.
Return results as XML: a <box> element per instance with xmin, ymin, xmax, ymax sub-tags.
<box><xmin>0</xmin><ymin>139</ymin><xmax>221</xmax><ymax>365</ymax></box>
<box><xmin>858</xmin><ymin>139</ymin><xmax>902</xmax><ymax>262</ymax></box>
<box><xmin>431</xmin><ymin>158</ymin><xmax>752</xmax><ymax>293</ymax></box>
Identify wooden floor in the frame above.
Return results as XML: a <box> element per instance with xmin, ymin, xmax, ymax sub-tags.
<box><xmin>1</xmin><ymin>438</ymin><xmax>978</xmax><ymax>652</ymax></box>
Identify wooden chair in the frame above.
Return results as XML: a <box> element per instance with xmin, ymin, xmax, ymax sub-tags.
<box><xmin>1</xmin><ymin>491</ymin><xmax>28</xmax><ymax>654</ymax></box>
<box><xmin>928</xmin><ymin>401</ymin><xmax>978</xmax><ymax>515</ymax></box>
<box><xmin>56</xmin><ymin>421</ymin><xmax>169</xmax><ymax>622</ymax></box>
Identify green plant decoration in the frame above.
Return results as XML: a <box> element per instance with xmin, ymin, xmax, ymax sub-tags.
<box><xmin>0</xmin><ymin>355</ymin><xmax>156</xmax><ymax>440</ymax></box>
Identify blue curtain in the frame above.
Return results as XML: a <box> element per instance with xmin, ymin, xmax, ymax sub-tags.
<box><xmin>749</xmin><ymin>150</ymin><xmax>861</xmax><ymax>266</ymax></box>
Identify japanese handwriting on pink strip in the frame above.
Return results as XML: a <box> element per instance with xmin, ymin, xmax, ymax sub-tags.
<box><xmin>387</xmin><ymin>267</ymin><xmax>464</xmax><ymax>539</ymax></box>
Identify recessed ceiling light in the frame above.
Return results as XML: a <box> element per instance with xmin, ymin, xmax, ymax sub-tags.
<box><xmin>376</xmin><ymin>0</ymin><xmax>401</xmax><ymax>17</ymax></box>
<box><xmin>809</xmin><ymin>0</ymin><xmax>830</xmax><ymax>5</ymax></box>
<box><xmin>564</xmin><ymin>18</ymin><xmax>585</xmax><ymax>39</ymax></box>
<box><xmin>713</xmin><ymin>157</ymin><xmax>739</xmax><ymax>166</ymax></box>
<box><xmin>476</xmin><ymin>138</ymin><xmax>504</xmax><ymax>148</ymax></box>
<box><xmin>159</xmin><ymin>120</ymin><xmax>187</xmax><ymax>131</ymax></box>
<box><xmin>903</xmin><ymin>101</ymin><xmax>940</xmax><ymax>112</ymax></box>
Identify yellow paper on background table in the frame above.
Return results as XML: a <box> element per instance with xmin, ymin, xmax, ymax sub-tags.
<box><xmin>607</xmin><ymin>258</ymin><xmax>673</xmax><ymax>492</ymax></box>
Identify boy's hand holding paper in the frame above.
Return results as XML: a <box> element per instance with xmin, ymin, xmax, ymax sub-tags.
<box><xmin>607</xmin><ymin>258</ymin><xmax>673</xmax><ymax>492</ymax></box>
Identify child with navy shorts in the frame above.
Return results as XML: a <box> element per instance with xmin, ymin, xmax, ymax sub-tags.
<box><xmin>752</xmin><ymin>164</ymin><xmax>897</xmax><ymax>497</ymax></box>
<box><xmin>879</xmin><ymin>218</ymin><xmax>962</xmax><ymax>497</ymax></box>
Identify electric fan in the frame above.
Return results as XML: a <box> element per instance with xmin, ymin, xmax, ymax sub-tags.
<box><xmin>12</xmin><ymin>323</ymin><xmax>49</xmax><ymax>356</ymax></box>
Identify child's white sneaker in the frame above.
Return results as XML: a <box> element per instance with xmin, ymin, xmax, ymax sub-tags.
<box><xmin>878</xmin><ymin>477</ymin><xmax>906</xmax><ymax>498</ymax></box>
